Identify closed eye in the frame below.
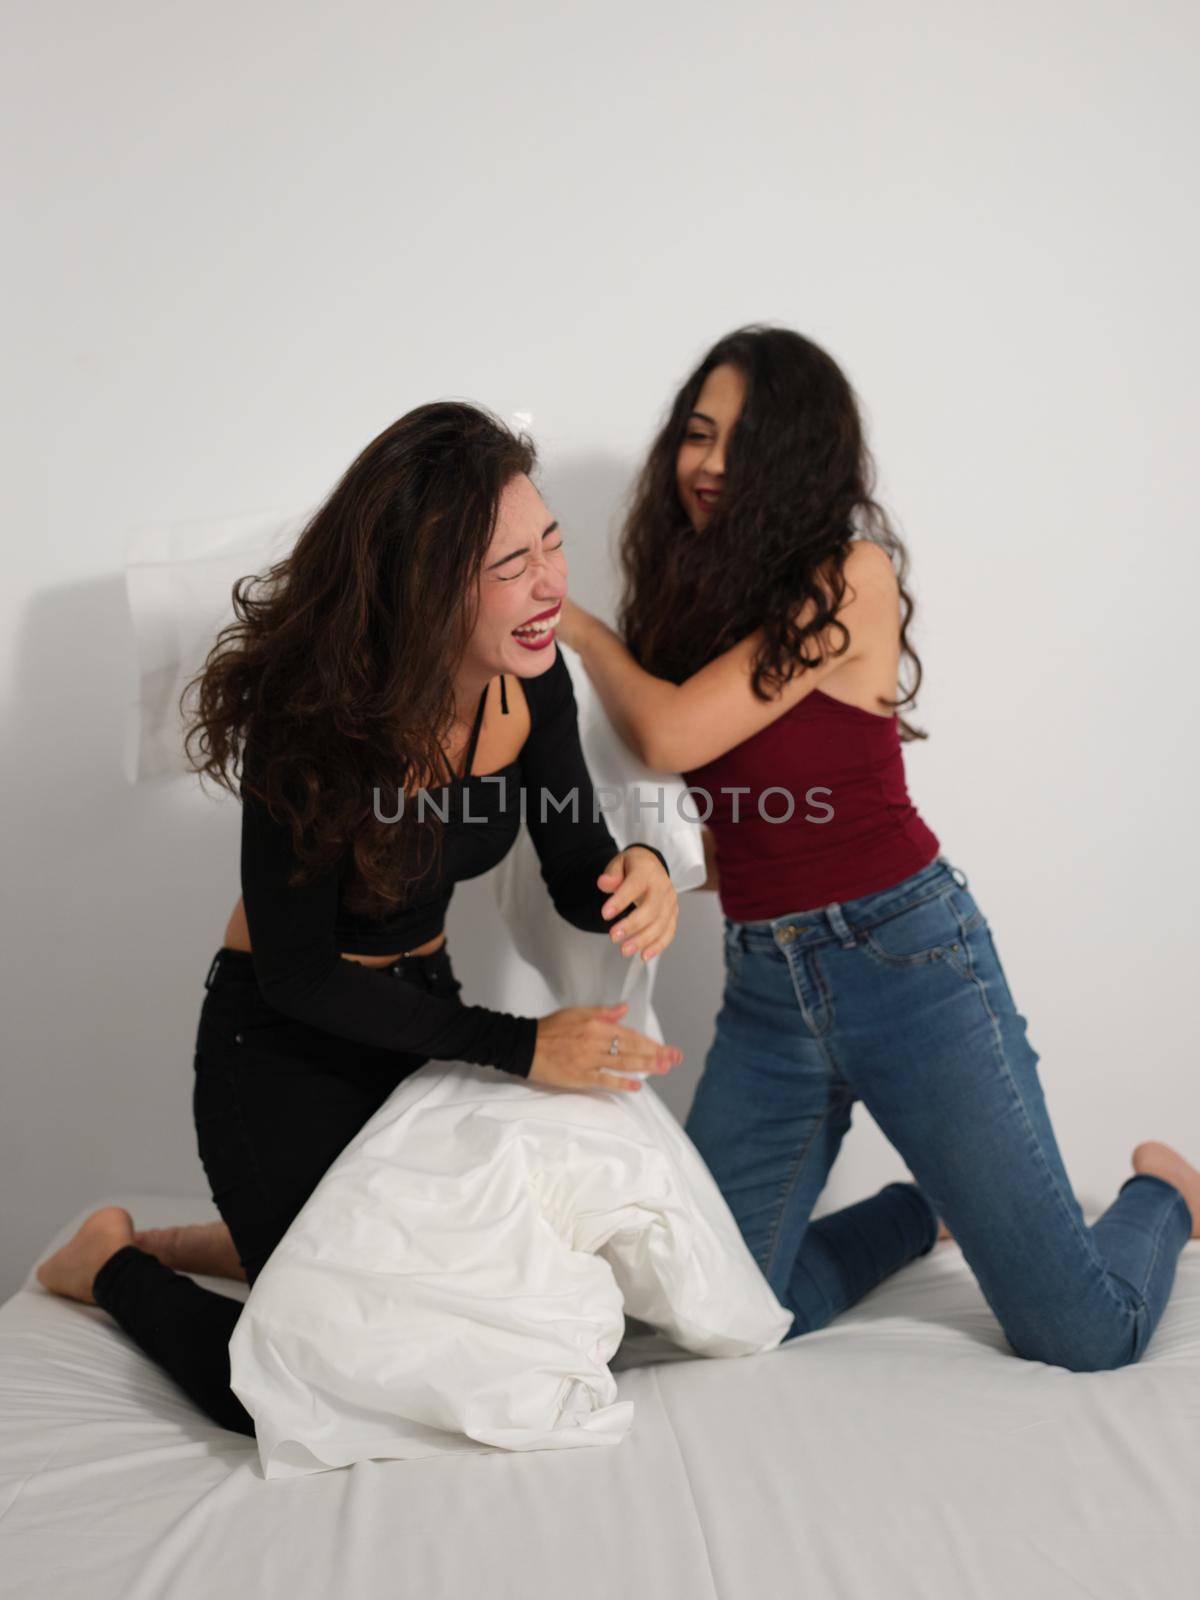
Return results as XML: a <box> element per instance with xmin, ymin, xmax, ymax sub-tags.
<box><xmin>497</xmin><ymin>539</ymin><xmax>565</xmax><ymax>580</ymax></box>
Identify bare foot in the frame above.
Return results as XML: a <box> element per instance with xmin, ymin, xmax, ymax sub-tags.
<box><xmin>1132</xmin><ymin>1142</ymin><xmax>1200</xmax><ymax>1237</ymax></box>
<box><xmin>36</xmin><ymin>1206</ymin><xmax>136</xmax><ymax>1304</ymax></box>
<box><xmin>133</xmin><ymin>1220</ymin><xmax>247</xmax><ymax>1282</ymax></box>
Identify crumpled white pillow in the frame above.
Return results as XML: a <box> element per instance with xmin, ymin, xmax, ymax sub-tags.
<box><xmin>228</xmin><ymin>1059</ymin><xmax>793</xmax><ymax>1477</ymax></box>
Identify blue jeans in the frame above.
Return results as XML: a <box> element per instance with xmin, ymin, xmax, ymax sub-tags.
<box><xmin>683</xmin><ymin>853</ymin><xmax>1192</xmax><ymax>1370</ymax></box>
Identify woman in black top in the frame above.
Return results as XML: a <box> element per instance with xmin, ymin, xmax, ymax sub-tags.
<box><xmin>36</xmin><ymin>402</ymin><xmax>681</xmax><ymax>1435</ymax></box>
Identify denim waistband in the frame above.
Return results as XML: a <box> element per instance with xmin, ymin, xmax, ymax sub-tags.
<box><xmin>202</xmin><ymin>942</ymin><xmax>454</xmax><ymax>993</ymax></box>
<box><xmin>727</xmin><ymin>853</ymin><xmax>970</xmax><ymax>951</ymax></box>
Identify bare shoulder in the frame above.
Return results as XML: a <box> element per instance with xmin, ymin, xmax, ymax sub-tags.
<box><xmin>832</xmin><ymin>541</ymin><xmax>899</xmax><ymax>633</ymax></box>
<box><xmin>842</xmin><ymin>538</ymin><xmax>897</xmax><ymax>598</ymax></box>
<box><xmin>790</xmin><ymin>540</ymin><xmax>897</xmax><ymax>634</ymax></box>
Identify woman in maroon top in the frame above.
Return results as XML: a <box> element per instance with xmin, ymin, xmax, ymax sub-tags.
<box><xmin>559</xmin><ymin>325</ymin><xmax>1199</xmax><ymax>1371</ymax></box>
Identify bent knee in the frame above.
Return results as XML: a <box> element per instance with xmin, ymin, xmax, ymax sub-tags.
<box><xmin>1009</xmin><ymin>1326</ymin><xmax>1140</xmax><ymax>1373</ymax></box>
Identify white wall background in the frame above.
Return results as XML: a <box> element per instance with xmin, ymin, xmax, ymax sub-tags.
<box><xmin>4</xmin><ymin>0</ymin><xmax>1198</xmax><ymax>1302</ymax></box>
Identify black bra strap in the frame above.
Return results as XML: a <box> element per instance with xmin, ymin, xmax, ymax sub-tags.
<box><xmin>460</xmin><ymin>682</ymin><xmax>489</xmax><ymax>778</ymax></box>
<box><xmin>436</xmin><ymin>678</ymin><xmax>503</xmax><ymax>784</ymax></box>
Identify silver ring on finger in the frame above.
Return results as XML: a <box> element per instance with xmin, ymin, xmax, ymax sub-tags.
<box><xmin>609</xmin><ymin>1036</ymin><xmax>620</xmax><ymax>1056</ymax></box>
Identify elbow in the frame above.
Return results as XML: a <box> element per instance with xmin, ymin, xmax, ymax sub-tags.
<box><xmin>636</xmin><ymin>732</ymin><xmax>663</xmax><ymax>770</ymax></box>
<box><xmin>634</xmin><ymin>710</ymin><xmax>701</xmax><ymax>773</ymax></box>
<box><xmin>629</xmin><ymin>690</ymin><xmax>697</xmax><ymax>772</ymax></box>
<box><xmin>636</xmin><ymin>727</ymin><xmax>678</xmax><ymax>773</ymax></box>
<box><xmin>611</xmin><ymin>707</ymin><xmax>672</xmax><ymax>771</ymax></box>
<box><xmin>639</xmin><ymin>734</ymin><xmax>697</xmax><ymax>775</ymax></box>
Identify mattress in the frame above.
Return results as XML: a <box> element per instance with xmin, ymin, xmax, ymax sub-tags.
<box><xmin>3</xmin><ymin>1192</ymin><xmax>1198</xmax><ymax>1600</ymax></box>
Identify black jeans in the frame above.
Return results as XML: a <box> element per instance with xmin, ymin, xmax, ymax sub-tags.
<box><xmin>91</xmin><ymin>944</ymin><xmax>457</xmax><ymax>1435</ymax></box>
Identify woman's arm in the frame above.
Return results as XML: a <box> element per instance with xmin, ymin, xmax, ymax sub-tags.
<box><xmin>238</xmin><ymin>758</ymin><xmax>539</xmax><ymax>1077</ymax></box>
<box><xmin>519</xmin><ymin>651</ymin><xmax>678</xmax><ymax>958</ymax></box>
<box><xmin>558</xmin><ymin>540</ymin><xmax>896</xmax><ymax>773</ymax></box>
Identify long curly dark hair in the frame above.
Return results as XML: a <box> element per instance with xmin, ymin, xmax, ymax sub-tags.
<box><xmin>181</xmin><ymin>401</ymin><xmax>536</xmax><ymax>916</ymax></box>
<box><xmin>618</xmin><ymin>324</ymin><xmax>927</xmax><ymax>741</ymax></box>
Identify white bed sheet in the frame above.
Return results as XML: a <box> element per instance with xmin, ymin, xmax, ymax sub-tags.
<box><xmin>3</xmin><ymin>1193</ymin><xmax>1198</xmax><ymax>1600</ymax></box>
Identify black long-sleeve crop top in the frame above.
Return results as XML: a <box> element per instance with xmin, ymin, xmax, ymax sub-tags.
<box><xmin>238</xmin><ymin>649</ymin><xmax>669</xmax><ymax>1079</ymax></box>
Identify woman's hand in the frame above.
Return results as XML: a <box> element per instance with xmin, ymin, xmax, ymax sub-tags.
<box><xmin>555</xmin><ymin>595</ymin><xmax>593</xmax><ymax>652</ymax></box>
<box><xmin>529</xmin><ymin>1001</ymin><xmax>683</xmax><ymax>1094</ymax></box>
<box><xmin>597</xmin><ymin>847</ymin><xmax>679</xmax><ymax>961</ymax></box>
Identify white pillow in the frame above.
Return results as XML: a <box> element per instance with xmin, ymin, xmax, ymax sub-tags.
<box><xmin>228</xmin><ymin>1058</ymin><xmax>792</xmax><ymax>1477</ymax></box>
<box><xmin>123</xmin><ymin>506</ymin><xmax>313</xmax><ymax>782</ymax></box>
<box><xmin>491</xmin><ymin>642</ymin><xmax>708</xmax><ymax>1048</ymax></box>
